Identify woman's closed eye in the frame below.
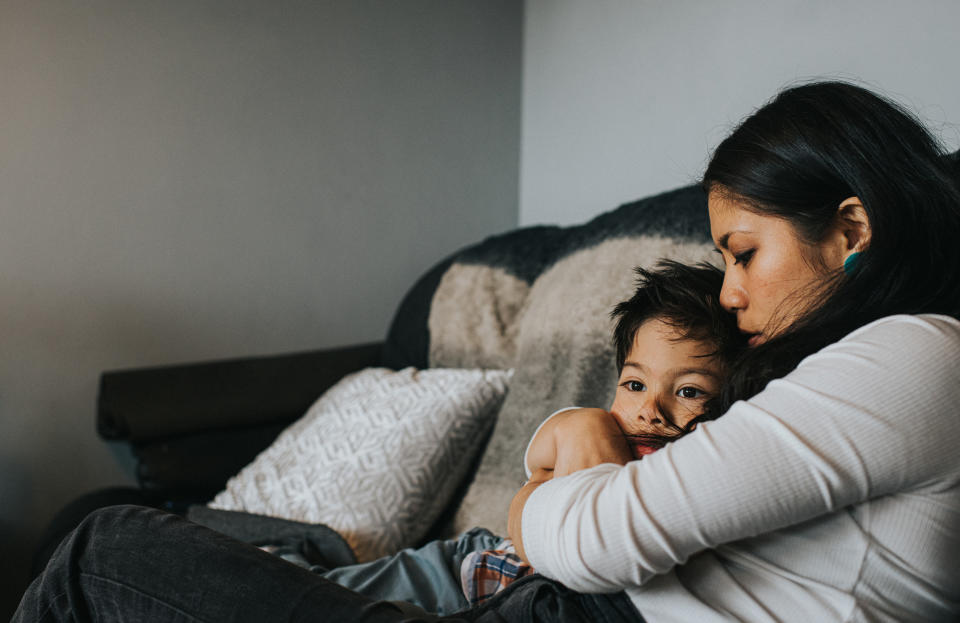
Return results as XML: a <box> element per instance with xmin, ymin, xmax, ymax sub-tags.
<box><xmin>733</xmin><ymin>249</ymin><xmax>755</xmax><ymax>266</ymax></box>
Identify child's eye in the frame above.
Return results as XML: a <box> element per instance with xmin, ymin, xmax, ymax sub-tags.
<box><xmin>623</xmin><ymin>380</ymin><xmax>646</xmax><ymax>392</ymax></box>
<box><xmin>733</xmin><ymin>249</ymin><xmax>755</xmax><ymax>266</ymax></box>
<box><xmin>677</xmin><ymin>386</ymin><xmax>706</xmax><ymax>399</ymax></box>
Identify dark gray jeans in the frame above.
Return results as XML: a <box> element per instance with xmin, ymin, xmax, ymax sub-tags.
<box><xmin>15</xmin><ymin>505</ymin><xmax>642</xmax><ymax>623</ymax></box>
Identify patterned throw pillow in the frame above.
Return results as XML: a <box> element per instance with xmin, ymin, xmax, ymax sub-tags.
<box><xmin>208</xmin><ymin>367</ymin><xmax>512</xmax><ymax>561</ymax></box>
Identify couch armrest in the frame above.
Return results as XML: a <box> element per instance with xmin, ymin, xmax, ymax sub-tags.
<box><xmin>97</xmin><ymin>342</ymin><xmax>384</xmax><ymax>443</ymax></box>
<box><xmin>132</xmin><ymin>422</ymin><xmax>291</xmax><ymax>495</ymax></box>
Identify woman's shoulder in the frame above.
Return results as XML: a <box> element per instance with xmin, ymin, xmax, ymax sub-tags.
<box><xmin>841</xmin><ymin>313</ymin><xmax>960</xmax><ymax>345</ymax></box>
<box><xmin>812</xmin><ymin>313</ymin><xmax>960</xmax><ymax>368</ymax></box>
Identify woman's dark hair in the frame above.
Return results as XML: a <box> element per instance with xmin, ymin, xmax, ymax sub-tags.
<box><xmin>702</xmin><ymin>80</ymin><xmax>960</xmax><ymax>410</ymax></box>
<box><xmin>611</xmin><ymin>260</ymin><xmax>746</xmax><ymax>443</ymax></box>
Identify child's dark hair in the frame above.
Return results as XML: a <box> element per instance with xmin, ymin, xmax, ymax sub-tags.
<box><xmin>612</xmin><ymin>259</ymin><xmax>743</xmax><ymax>374</ymax></box>
<box><xmin>611</xmin><ymin>260</ymin><xmax>745</xmax><ymax>441</ymax></box>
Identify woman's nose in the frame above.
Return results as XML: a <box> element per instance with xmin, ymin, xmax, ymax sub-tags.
<box><xmin>719</xmin><ymin>274</ymin><xmax>747</xmax><ymax>312</ymax></box>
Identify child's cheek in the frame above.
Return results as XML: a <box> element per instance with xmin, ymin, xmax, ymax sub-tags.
<box><xmin>609</xmin><ymin>391</ymin><xmax>634</xmax><ymax>419</ymax></box>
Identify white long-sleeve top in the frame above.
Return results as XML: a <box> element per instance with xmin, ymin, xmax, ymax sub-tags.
<box><xmin>521</xmin><ymin>314</ymin><xmax>960</xmax><ymax>622</ymax></box>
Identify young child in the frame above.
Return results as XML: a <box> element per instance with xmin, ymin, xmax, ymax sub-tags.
<box><xmin>460</xmin><ymin>260</ymin><xmax>744</xmax><ymax>606</ymax></box>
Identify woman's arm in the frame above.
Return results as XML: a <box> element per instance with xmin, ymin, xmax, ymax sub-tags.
<box><xmin>508</xmin><ymin>469</ymin><xmax>550</xmax><ymax>563</ymax></box>
<box><xmin>518</xmin><ymin>315</ymin><xmax>960</xmax><ymax>592</ymax></box>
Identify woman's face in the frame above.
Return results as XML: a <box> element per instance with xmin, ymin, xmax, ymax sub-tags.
<box><xmin>708</xmin><ymin>191</ymin><xmax>846</xmax><ymax>346</ymax></box>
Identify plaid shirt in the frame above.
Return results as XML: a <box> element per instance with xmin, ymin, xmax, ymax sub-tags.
<box><xmin>460</xmin><ymin>539</ymin><xmax>535</xmax><ymax>606</ymax></box>
<box><xmin>461</xmin><ymin>439</ymin><xmax>666</xmax><ymax>605</ymax></box>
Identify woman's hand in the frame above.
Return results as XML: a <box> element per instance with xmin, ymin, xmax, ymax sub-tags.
<box><xmin>508</xmin><ymin>468</ymin><xmax>553</xmax><ymax>563</ymax></box>
<box><xmin>550</xmin><ymin>408</ymin><xmax>633</xmax><ymax>477</ymax></box>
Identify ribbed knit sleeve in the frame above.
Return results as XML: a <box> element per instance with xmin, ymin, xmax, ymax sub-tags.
<box><xmin>521</xmin><ymin>314</ymin><xmax>960</xmax><ymax>604</ymax></box>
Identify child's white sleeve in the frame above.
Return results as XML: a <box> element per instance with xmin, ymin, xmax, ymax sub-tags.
<box><xmin>523</xmin><ymin>406</ymin><xmax>581</xmax><ymax>480</ymax></box>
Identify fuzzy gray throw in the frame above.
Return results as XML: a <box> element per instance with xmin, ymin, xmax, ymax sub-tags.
<box><xmin>426</xmin><ymin>186</ymin><xmax>715</xmax><ymax>536</ymax></box>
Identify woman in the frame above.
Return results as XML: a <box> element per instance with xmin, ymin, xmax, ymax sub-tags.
<box><xmin>509</xmin><ymin>81</ymin><xmax>960</xmax><ymax>622</ymax></box>
<box><xmin>17</xmin><ymin>81</ymin><xmax>960</xmax><ymax>622</ymax></box>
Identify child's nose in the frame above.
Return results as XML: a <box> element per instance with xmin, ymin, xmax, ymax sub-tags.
<box><xmin>637</xmin><ymin>394</ymin><xmax>664</xmax><ymax>426</ymax></box>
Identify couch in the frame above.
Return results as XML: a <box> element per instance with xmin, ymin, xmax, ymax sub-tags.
<box><xmin>35</xmin><ymin>184</ymin><xmax>722</xmax><ymax>572</ymax></box>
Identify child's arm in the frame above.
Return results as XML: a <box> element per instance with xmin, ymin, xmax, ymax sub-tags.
<box><xmin>524</xmin><ymin>407</ymin><xmax>582</xmax><ymax>476</ymax></box>
<box><xmin>512</xmin><ymin>409</ymin><xmax>634</xmax><ymax>564</ymax></box>
<box><xmin>525</xmin><ymin>408</ymin><xmax>633</xmax><ymax>477</ymax></box>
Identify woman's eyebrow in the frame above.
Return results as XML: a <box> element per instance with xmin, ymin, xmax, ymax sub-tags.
<box><xmin>716</xmin><ymin>229</ymin><xmax>753</xmax><ymax>250</ymax></box>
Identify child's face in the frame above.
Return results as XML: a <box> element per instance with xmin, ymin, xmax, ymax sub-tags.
<box><xmin>609</xmin><ymin>318</ymin><xmax>724</xmax><ymax>457</ymax></box>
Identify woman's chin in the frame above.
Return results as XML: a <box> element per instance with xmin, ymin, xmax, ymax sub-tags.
<box><xmin>747</xmin><ymin>333</ymin><xmax>766</xmax><ymax>347</ymax></box>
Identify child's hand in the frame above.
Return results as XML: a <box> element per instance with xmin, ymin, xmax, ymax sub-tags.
<box><xmin>551</xmin><ymin>408</ymin><xmax>633</xmax><ymax>477</ymax></box>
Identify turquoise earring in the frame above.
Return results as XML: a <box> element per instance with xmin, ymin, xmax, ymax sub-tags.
<box><xmin>843</xmin><ymin>251</ymin><xmax>862</xmax><ymax>275</ymax></box>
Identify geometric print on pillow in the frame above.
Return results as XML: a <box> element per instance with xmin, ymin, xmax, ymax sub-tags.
<box><xmin>208</xmin><ymin>367</ymin><xmax>512</xmax><ymax>562</ymax></box>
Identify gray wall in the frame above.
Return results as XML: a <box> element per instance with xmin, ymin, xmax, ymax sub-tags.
<box><xmin>0</xmin><ymin>1</ymin><xmax>520</xmax><ymax>614</ymax></box>
<box><xmin>521</xmin><ymin>0</ymin><xmax>960</xmax><ymax>226</ymax></box>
